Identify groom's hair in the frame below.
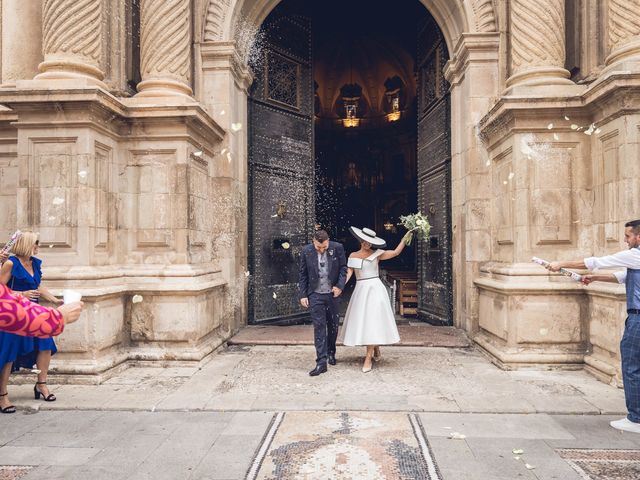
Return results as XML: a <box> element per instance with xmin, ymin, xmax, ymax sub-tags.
<box><xmin>313</xmin><ymin>230</ymin><xmax>329</xmax><ymax>242</ymax></box>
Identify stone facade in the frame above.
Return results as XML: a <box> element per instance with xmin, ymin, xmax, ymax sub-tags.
<box><xmin>0</xmin><ymin>0</ymin><xmax>638</xmax><ymax>385</ymax></box>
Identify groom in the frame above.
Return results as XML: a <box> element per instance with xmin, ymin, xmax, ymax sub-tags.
<box><xmin>299</xmin><ymin>229</ymin><xmax>347</xmax><ymax>376</ymax></box>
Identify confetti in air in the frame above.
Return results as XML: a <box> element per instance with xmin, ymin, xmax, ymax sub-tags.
<box><xmin>221</xmin><ymin>148</ymin><xmax>228</xmax><ymax>155</ymax></box>
<box><xmin>48</xmin><ymin>244</ymin><xmax>53</xmax><ymax>248</ymax></box>
<box><xmin>193</xmin><ymin>151</ymin><xmax>203</xmax><ymax>157</ymax></box>
<box><xmin>220</xmin><ymin>110</ymin><xmax>225</xmax><ymax>116</ymax></box>
<box><xmin>508</xmin><ymin>172</ymin><xmax>515</xmax><ymax>180</ymax></box>
<box><xmin>485</xmin><ymin>160</ymin><xmax>491</xmax><ymax>166</ymax></box>
<box><xmin>52</xmin><ymin>197</ymin><xmax>65</xmax><ymax>205</ymax></box>
<box><xmin>547</xmin><ymin>123</ymin><xmax>553</xmax><ymax>129</ymax></box>
<box><xmin>244</xmin><ymin>271</ymin><xmax>251</xmax><ymax>277</ymax></box>
<box><xmin>31</xmin><ymin>369</ymin><xmax>41</xmax><ymax>374</ymax></box>
<box><xmin>281</xmin><ymin>242</ymin><xmax>290</xmax><ymax>249</ymax></box>
<box><xmin>584</xmin><ymin>124</ymin><xmax>596</xmax><ymax>135</ymax></box>
<box><xmin>272</xmin><ymin>292</ymin><xmax>277</xmax><ymax>299</ymax></box>
<box><xmin>564</xmin><ymin>115</ymin><xmax>570</xmax><ymax>121</ymax></box>
<box><xmin>231</xmin><ymin>123</ymin><xmax>242</xmax><ymax>132</ymax></box>
<box><xmin>78</xmin><ymin>170</ymin><xmax>88</xmax><ymax>179</ymax></box>
<box><xmin>132</xmin><ymin>294</ymin><xmax>143</xmax><ymax>304</ymax></box>
<box><xmin>570</xmin><ymin>124</ymin><xmax>579</xmax><ymax>130</ymax></box>
<box><xmin>553</xmin><ymin>133</ymin><xmax>559</xmax><ymax>141</ymax></box>
<box><xmin>226</xmin><ymin>152</ymin><xmax>232</xmax><ymax>163</ymax></box>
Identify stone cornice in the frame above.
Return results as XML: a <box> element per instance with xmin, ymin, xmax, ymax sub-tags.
<box><xmin>479</xmin><ymin>75</ymin><xmax>640</xmax><ymax>148</ymax></box>
<box><xmin>444</xmin><ymin>32</ymin><xmax>500</xmax><ymax>85</ymax></box>
<box><xmin>200</xmin><ymin>41</ymin><xmax>254</xmax><ymax>92</ymax></box>
<box><xmin>0</xmin><ymin>87</ymin><xmax>225</xmax><ymax>147</ymax></box>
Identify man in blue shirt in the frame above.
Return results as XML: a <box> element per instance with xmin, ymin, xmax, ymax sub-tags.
<box><xmin>549</xmin><ymin>219</ymin><xmax>640</xmax><ymax>433</ymax></box>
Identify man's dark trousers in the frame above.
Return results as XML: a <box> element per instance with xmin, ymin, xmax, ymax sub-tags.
<box><xmin>309</xmin><ymin>292</ymin><xmax>339</xmax><ymax>367</ymax></box>
<box><xmin>621</xmin><ymin>313</ymin><xmax>640</xmax><ymax>422</ymax></box>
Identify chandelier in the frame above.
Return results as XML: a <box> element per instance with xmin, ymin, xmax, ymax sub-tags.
<box><xmin>340</xmin><ymin>83</ymin><xmax>362</xmax><ymax>128</ymax></box>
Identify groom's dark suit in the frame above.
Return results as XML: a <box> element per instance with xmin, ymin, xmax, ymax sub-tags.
<box><xmin>298</xmin><ymin>241</ymin><xmax>347</xmax><ymax>367</ymax></box>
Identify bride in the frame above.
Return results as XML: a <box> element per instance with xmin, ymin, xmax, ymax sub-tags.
<box><xmin>341</xmin><ymin>227</ymin><xmax>410</xmax><ymax>372</ymax></box>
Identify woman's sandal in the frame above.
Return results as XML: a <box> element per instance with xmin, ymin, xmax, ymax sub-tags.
<box><xmin>34</xmin><ymin>382</ymin><xmax>56</xmax><ymax>402</ymax></box>
<box><xmin>0</xmin><ymin>392</ymin><xmax>16</xmax><ymax>413</ymax></box>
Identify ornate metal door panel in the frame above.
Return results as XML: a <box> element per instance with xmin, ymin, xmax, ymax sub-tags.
<box><xmin>416</xmin><ymin>19</ymin><xmax>452</xmax><ymax>325</ymax></box>
<box><xmin>248</xmin><ymin>14</ymin><xmax>314</xmax><ymax>324</ymax></box>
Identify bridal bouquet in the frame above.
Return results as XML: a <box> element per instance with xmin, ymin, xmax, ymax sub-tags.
<box><xmin>398</xmin><ymin>212</ymin><xmax>431</xmax><ymax>246</ymax></box>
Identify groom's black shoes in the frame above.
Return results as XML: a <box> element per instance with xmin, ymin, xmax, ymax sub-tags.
<box><xmin>309</xmin><ymin>364</ymin><xmax>327</xmax><ymax>376</ymax></box>
<box><xmin>328</xmin><ymin>354</ymin><xmax>336</xmax><ymax>365</ymax></box>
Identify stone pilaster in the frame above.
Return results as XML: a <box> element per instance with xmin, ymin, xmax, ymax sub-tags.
<box><xmin>136</xmin><ymin>0</ymin><xmax>193</xmax><ymax>98</ymax></box>
<box><xmin>1</xmin><ymin>0</ymin><xmax>43</xmax><ymax>85</ymax></box>
<box><xmin>506</xmin><ymin>0</ymin><xmax>573</xmax><ymax>89</ymax></box>
<box><xmin>35</xmin><ymin>0</ymin><xmax>107</xmax><ymax>88</ymax></box>
<box><xmin>605</xmin><ymin>0</ymin><xmax>640</xmax><ymax>72</ymax></box>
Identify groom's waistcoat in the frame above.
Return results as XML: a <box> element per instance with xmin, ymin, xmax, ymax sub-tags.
<box><xmin>298</xmin><ymin>241</ymin><xmax>347</xmax><ymax>299</ymax></box>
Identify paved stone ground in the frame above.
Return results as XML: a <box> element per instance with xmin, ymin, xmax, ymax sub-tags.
<box><xmin>0</xmin><ymin>344</ymin><xmax>638</xmax><ymax>479</ymax></box>
<box><xmin>228</xmin><ymin>325</ymin><xmax>471</xmax><ymax>348</ymax></box>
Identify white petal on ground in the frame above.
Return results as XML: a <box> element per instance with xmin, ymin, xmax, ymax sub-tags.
<box><xmin>525</xmin><ymin>464</ymin><xmax>536</xmax><ymax>470</ymax></box>
<box><xmin>512</xmin><ymin>449</ymin><xmax>524</xmax><ymax>455</ymax></box>
<box><xmin>449</xmin><ymin>432</ymin><xmax>466</xmax><ymax>440</ymax></box>
<box><xmin>132</xmin><ymin>294</ymin><xmax>143</xmax><ymax>304</ymax></box>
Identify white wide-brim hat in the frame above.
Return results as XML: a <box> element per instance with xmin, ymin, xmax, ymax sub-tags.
<box><xmin>349</xmin><ymin>226</ymin><xmax>387</xmax><ymax>248</ymax></box>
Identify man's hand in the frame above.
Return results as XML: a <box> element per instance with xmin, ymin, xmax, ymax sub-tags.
<box><xmin>547</xmin><ymin>261</ymin><xmax>562</xmax><ymax>272</ymax></box>
<box><xmin>300</xmin><ymin>297</ymin><xmax>309</xmax><ymax>308</ymax></box>
<box><xmin>581</xmin><ymin>275</ymin><xmax>594</xmax><ymax>286</ymax></box>
<box><xmin>332</xmin><ymin>287</ymin><xmax>342</xmax><ymax>298</ymax></box>
<box><xmin>57</xmin><ymin>301</ymin><xmax>84</xmax><ymax>324</ymax></box>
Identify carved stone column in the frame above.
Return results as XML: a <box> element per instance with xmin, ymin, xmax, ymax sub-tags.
<box><xmin>136</xmin><ymin>0</ymin><xmax>193</xmax><ymax>97</ymax></box>
<box><xmin>1</xmin><ymin>0</ymin><xmax>43</xmax><ymax>85</ymax></box>
<box><xmin>34</xmin><ymin>0</ymin><xmax>107</xmax><ymax>87</ymax></box>
<box><xmin>506</xmin><ymin>0</ymin><xmax>573</xmax><ymax>88</ymax></box>
<box><xmin>605</xmin><ymin>0</ymin><xmax>640</xmax><ymax>72</ymax></box>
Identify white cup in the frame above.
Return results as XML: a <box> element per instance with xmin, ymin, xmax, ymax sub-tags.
<box><xmin>63</xmin><ymin>289</ymin><xmax>82</xmax><ymax>304</ymax></box>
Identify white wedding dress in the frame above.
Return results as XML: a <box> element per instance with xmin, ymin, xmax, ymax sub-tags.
<box><xmin>341</xmin><ymin>250</ymin><xmax>400</xmax><ymax>346</ymax></box>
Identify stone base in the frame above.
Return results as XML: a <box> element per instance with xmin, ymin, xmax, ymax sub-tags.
<box><xmin>474</xmin><ymin>264</ymin><xmax>589</xmax><ymax>370</ymax></box>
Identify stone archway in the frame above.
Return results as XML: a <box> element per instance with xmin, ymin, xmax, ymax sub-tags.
<box><xmin>198</xmin><ymin>0</ymin><xmax>502</xmax><ymax>331</ymax></box>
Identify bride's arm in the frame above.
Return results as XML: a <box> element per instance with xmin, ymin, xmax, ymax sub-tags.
<box><xmin>379</xmin><ymin>233</ymin><xmax>411</xmax><ymax>261</ymax></box>
<box><xmin>345</xmin><ymin>267</ymin><xmax>354</xmax><ymax>284</ymax></box>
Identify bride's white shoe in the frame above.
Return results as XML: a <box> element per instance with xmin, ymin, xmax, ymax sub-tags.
<box><xmin>362</xmin><ymin>360</ymin><xmax>372</xmax><ymax>373</ymax></box>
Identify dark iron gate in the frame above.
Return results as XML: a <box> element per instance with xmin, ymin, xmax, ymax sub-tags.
<box><xmin>416</xmin><ymin>18</ymin><xmax>453</xmax><ymax>325</ymax></box>
<box><xmin>248</xmin><ymin>13</ymin><xmax>315</xmax><ymax>324</ymax></box>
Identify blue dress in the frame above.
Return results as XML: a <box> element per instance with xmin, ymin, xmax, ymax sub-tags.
<box><xmin>0</xmin><ymin>256</ymin><xmax>57</xmax><ymax>372</ymax></box>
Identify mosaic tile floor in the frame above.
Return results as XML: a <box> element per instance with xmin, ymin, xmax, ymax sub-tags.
<box><xmin>0</xmin><ymin>467</ymin><xmax>32</xmax><ymax>480</ymax></box>
<box><xmin>557</xmin><ymin>449</ymin><xmax>640</xmax><ymax>480</ymax></box>
<box><xmin>246</xmin><ymin>411</ymin><xmax>440</xmax><ymax>480</ymax></box>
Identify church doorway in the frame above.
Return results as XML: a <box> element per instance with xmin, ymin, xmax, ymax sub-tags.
<box><xmin>247</xmin><ymin>0</ymin><xmax>452</xmax><ymax>326</ymax></box>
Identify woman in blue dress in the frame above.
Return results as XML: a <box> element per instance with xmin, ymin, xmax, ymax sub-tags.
<box><xmin>0</xmin><ymin>232</ymin><xmax>61</xmax><ymax>413</ymax></box>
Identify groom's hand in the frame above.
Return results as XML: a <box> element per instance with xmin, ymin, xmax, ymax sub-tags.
<box><xmin>331</xmin><ymin>287</ymin><xmax>342</xmax><ymax>298</ymax></box>
<box><xmin>300</xmin><ymin>297</ymin><xmax>309</xmax><ymax>308</ymax></box>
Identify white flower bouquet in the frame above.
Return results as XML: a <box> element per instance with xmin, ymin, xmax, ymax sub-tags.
<box><xmin>398</xmin><ymin>212</ymin><xmax>431</xmax><ymax>246</ymax></box>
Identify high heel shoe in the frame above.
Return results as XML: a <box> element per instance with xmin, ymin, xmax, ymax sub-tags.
<box><xmin>34</xmin><ymin>382</ymin><xmax>56</xmax><ymax>402</ymax></box>
<box><xmin>0</xmin><ymin>392</ymin><xmax>16</xmax><ymax>413</ymax></box>
<box><xmin>362</xmin><ymin>360</ymin><xmax>372</xmax><ymax>373</ymax></box>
